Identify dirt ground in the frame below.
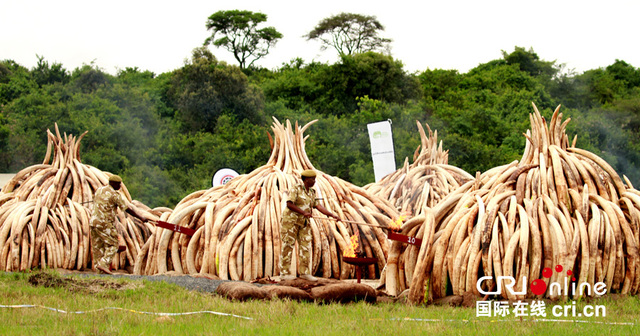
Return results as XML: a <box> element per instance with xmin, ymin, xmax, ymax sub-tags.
<box><xmin>27</xmin><ymin>270</ymin><xmax>143</xmax><ymax>294</ymax></box>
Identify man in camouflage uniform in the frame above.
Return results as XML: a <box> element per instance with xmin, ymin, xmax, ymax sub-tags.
<box><xmin>90</xmin><ymin>175</ymin><xmax>143</xmax><ymax>274</ymax></box>
<box><xmin>280</xmin><ymin>169</ymin><xmax>340</xmax><ymax>281</ymax></box>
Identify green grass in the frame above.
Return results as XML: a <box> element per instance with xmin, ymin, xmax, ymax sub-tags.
<box><xmin>1</xmin><ymin>270</ymin><xmax>640</xmax><ymax>335</ymax></box>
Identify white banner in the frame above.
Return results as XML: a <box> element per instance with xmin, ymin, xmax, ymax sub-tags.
<box><xmin>367</xmin><ymin>120</ymin><xmax>396</xmax><ymax>182</ymax></box>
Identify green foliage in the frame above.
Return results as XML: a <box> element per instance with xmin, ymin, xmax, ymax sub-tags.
<box><xmin>306</xmin><ymin>12</ymin><xmax>391</xmax><ymax>56</ymax></box>
<box><xmin>116</xmin><ymin>67</ymin><xmax>174</xmax><ymax>120</ymax></box>
<box><xmin>583</xmin><ymin>68</ymin><xmax>626</xmax><ymax>105</ymax></box>
<box><xmin>260</xmin><ymin>59</ymin><xmax>325</xmax><ymax>112</ymax></box>
<box><xmin>2</xmin><ymin>82</ymin><xmax>69</xmax><ymax>170</ymax></box>
<box><xmin>116</xmin><ymin>67</ymin><xmax>155</xmax><ymax>86</ymax></box>
<box><xmin>0</xmin><ymin>111</ymin><xmax>10</xmax><ymax>167</ymax></box>
<box><xmin>204</xmin><ymin>10</ymin><xmax>283</xmax><ymax>69</ymax></box>
<box><xmin>268</xmin><ymin>96</ymin><xmax>426</xmax><ymax>185</ymax></box>
<box><xmin>322</xmin><ymin>53</ymin><xmax>421</xmax><ymax>113</ymax></box>
<box><xmin>565</xmin><ymin>105</ymin><xmax>640</xmax><ymax>186</ymax></box>
<box><xmin>550</xmin><ymin>59</ymin><xmax>640</xmax><ymax>109</ymax></box>
<box><xmin>262</xmin><ymin>53</ymin><xmax>420</xmax><ymax>116</ymax></box>
<box><xmin>502</xmin><ymin>46</ymin><xmax>557</xmax><ymax>80</ymax></box>
<box><xmin>2</xmin><ymin>45</ymin><xmax>640</xmax><ymax>207</ymax></box>
<box><xmin>151</xmin><ymin>114</ymin><xmax>270</xmax><ymax>203</ymax></box>
<box><xmin>547</xmin><ymin>69</ymin><xmax>592</xmax><ymax>110</ymax></box>
<box><xmin>1</xmin><ymin>65</ymin><xmax>168</xmax><ymax>204</ymax></box>
<box><xmin>121</xmin><ymin>164</ymin><xmax>181</xmax><ymax>208</ymax></box>
<box><xmin>419</xmin><ymin>69</ymin><xmax>462</xmax><ymax>103</ymax></box>
<box><xmin>32</xmin><ymin>55</ymin><xmax>69</xmax><ymax>87</ymax></box>
<box><xmin>70</xmin><ymin>64</ymin><xmax>111</xmax><ymax>93</ymax></box>
<box><xmin>0</xmin><ymin>60</ymin><xmax>37</xmax><ymax>105</ymax></box>
<box><xmin>417</xmin><ymin>51</ymin><xmax>554</xmax><ymax>174</ymax></box>
<box><xmin>167</xmin><ymin>48</ymin><xmax>265</xmax><ymax>133</ymax></box>
<box><xmin>606</xmin><ymin>59</ymin><xmax>640</xmax><ymax>88</ymax></box>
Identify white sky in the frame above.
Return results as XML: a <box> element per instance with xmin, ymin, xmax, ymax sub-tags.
<box><xmin>2</xmin><ymin>0</ymin><xmax>639</xmax><ymax>75</ymax></box>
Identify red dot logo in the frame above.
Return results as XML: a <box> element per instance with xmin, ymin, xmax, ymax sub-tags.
<box><xmin>555</xmin><ymin>265</ymin><xmax>563</xmax><ymax>273</ymax></box>
<box><xmin>221</xmin><ymin>175</ymin><xmax>234</xmax><ymax>185</ymax></box>
<box><xmin>530</xmin><ymin>279</ymin><xmax>547</xmax><ymax>295</ymax></box>
<box><xmin>542</xmin><ymin>267</ymin><xmax>553</xmax><ymax>278</ymax></box>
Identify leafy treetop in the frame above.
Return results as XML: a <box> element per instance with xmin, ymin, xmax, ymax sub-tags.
<box><xmin>204</xmin><ymin>10</ymin><xmax>283</xmax><ymax>69</ymax></box>
<box><xmin>306</xmin><ymin>12</ymin><xmax>391</xmax><ymax>56</ymax></box>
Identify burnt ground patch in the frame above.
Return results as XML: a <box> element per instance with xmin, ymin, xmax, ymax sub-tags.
<box><xmin>28</xmin><ymin>270</ymin><xmax>142</xmax><ymax>294</ymax></box>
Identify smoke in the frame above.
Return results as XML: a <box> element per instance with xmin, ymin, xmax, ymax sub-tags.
<box><xmin>567</xmin><ymin>107</ymin><xmax>640</xmax><ymax>188</ymax></box>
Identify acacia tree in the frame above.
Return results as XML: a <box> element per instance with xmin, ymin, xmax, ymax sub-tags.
<box><xmin>305</xmin><ymin>13</ymin><xmax>391</xmax><ymax>56</ymax></box>
<box><xmin>204</xmin><ymin>10</ymin><xmax>283</xmax><ymax>69</ymax></box>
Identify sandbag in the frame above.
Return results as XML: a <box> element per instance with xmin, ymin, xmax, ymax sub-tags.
<box><xmin>278</xmin><ymin>277</ymin><xmax>339</xmax><ymax>291</ymax></box>
<box><xmin>310</xmin><ymin>283</ymin><xmax>377</xmax><ymax>303</ymax></box>
<box><xmin>263</xmin><ymin>285</ymin><xmax>312</xmax><ymax>301</ymax></box>
<box><xmin>216</xmin><ymin>282</ymin><xmax>268</xmax><ymax>301</ymax></box>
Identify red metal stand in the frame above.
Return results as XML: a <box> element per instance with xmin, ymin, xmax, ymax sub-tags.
<box><xmin>343</xmin><ymin>256</ymin><xmax>377</xmax><ymax>283</ymax></box>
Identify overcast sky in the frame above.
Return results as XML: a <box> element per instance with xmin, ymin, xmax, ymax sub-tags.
<box><xmin>2</xmin><ymin>0</ymin><xmax>639</xmax><ymax>76</ymax></box>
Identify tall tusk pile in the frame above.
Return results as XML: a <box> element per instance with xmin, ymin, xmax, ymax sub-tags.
<box><xmin>403</xmin><ymin>103</ymin><xmax>640</xmax><ymax>303</ymax></box>
<box><xmin>365</xmin><ymin>121</ymin><xmax>473</xmax><ymax>215</ymax></box>
<box><xmin>365</xmin><ymin>121</ymin><xmax>474</xmax><ymax>295</ymax></box>
<box><xmin>0</xmin><ymin>124</ymin><xmax>164</xmax><ymax>272</ymax></box>
<box><xmin>134</xmin><ymin>118</ymin><xmax>400</xmax><ymax>280</ymax></box>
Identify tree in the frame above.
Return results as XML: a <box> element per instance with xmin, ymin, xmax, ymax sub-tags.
<box><xmin>167</xmin><ymin>48</ymin><xmax>264</xmax><ymax>132</ymax></box>
<box><xmin>32</xmin><ymin>55</ymin><xmax>69</xmax><ymax>87</ymax></box>
<box><xmin>306</xmin><ymin>13</ymin><xmax>391</xmax><ymax>56</ymax></box>
<box><xmin>418</xmin><ymin>69</ymin><xmax>462</xmax><ymax>103</ymax></box>
<box><xmin>605</xmin><ymin>59</ymin><xmax>640</xmax><ymax>89</ymax></box>
<box><xmin>0</xmin><ymin>60</ymin><xmax>37</xmax><ymax>105</ymax></box>
<box><xmin>261</xmin><ymin>52</ymin><xmax>418</xmax><ymax>116</ymax></box>
<box><xmin>260</xmin><ymin>59</ymin><xmax>326</xmax><ymax>112</ymax></box>
<box><xmin>0</xmin><ymin>111</ymin><xmax>10</xmax><ymax>169</ymax></box>
<box><xmin>71</xmin><ymin>64</ymin><xmax>110</xmax><ymax>93</ymax></box>
<box><xmin>204</xmin><ymin>10</ymin><xmax>283</xmax><ymax>69</ymax></box>
<box><xmin>501</xmin><ymin>47</ymin><xmax>557</xmax><ymax>80</ymax></box>
<box><xmin>315</xmin><ymin>52</ymin><xmax>420</xmax><ymax>115</ymax></box>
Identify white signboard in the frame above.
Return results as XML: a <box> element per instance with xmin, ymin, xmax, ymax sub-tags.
<box><xmin>367</xmin><ymin>120</ymin><xmax>396</xmax><ymax>182</ymax></box>
<box><xmin>212</xmin><ymin>168</ymin><xmax>239</xmax><ymax>187</ymax></box>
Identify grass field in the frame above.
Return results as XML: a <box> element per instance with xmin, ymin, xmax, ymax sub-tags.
<box><xmin>1</xmin><ymin>270</ymin><xmax>640</xmax><ymax>335</ymax></box>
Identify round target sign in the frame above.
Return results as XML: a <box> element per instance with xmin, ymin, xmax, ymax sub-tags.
<box><xmin>212</xmin><ymin>168</ymin><xmax>239</xmax><ymax>187</ymax></box>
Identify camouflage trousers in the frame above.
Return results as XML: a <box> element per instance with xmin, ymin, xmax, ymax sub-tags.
<box><xmin>90</xmin><ymin>221</ymin><xmax>119</xmax><ymax>270</ymax></box>
<box><xmin>279</xmin><ymin>219</ymin><xmax>312</xmax><ymax>276</ymax></box>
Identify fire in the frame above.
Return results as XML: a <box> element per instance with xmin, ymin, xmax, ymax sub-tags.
<box><xmin>343</xmin><ymin>234</ymin><xmax>359</xmax><ymax>258</ymax></box>
<box><xmin>388</xmin><ymin>215</ymin><xmax>406</xmax><ymax>231</ymax></box>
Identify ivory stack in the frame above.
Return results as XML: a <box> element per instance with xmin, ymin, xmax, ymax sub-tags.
<box><xmin>400</xmin><ymin>103</ymin><xmax>640</xmax><ymax>303</ymax></box>
<box><xmin>366</xmin><ymin>121</ymin><xmax>473</xmax><ymax>295</ymax></box>
<box><xmin>364</xmin><ymin>121</ymin><xmax>474</xmax><ymax>215</ymax></box>
<box><xmin>134</xmin><ymin>118</ymin><xmax>401</xmax><ymax>281</ymax></box>
<box><xmin>0</xmin><ymin>125</ymin><xmax>164</xmax><ymax>272</ymax></box>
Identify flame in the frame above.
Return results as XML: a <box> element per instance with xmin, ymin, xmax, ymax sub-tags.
<box><xmin>388</xmin><ymin>215</ymin><xmax>406</xmax><ymax>231</ymax></box>
<box><xmin>343</xmin><ymin>234</ymin><xmax>359</xmax><ymax>258</ymax></box>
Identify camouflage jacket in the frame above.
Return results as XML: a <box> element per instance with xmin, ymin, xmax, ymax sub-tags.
<box><xmin>90</xmin><ymin>185</ymin><xmax>128</xmax><ymax>227</ymax></box>
<box><xmin>281</xmin><ymin>183</ymin><xmax>317</xmax><ymax>226</ymax></box>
